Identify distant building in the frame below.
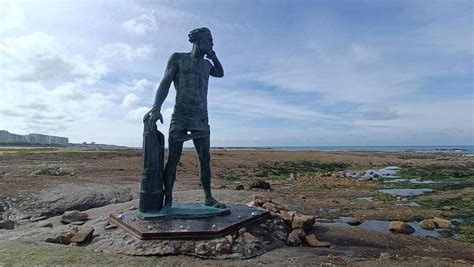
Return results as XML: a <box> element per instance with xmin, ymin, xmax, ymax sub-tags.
<box><xmin>0</xmin><ymin>130</ymin><xmax>68</xmax><ymax>146</ymax></box>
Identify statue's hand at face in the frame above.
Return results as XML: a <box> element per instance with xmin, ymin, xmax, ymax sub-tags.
<box><xmin>205</xmin><ymin>50</ymin><xmax>217</xmax><ymax>60</ymax></box>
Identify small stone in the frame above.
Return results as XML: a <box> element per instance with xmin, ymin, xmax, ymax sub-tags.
<box><xmin>433</xmin><ymin>217</ymin><xmax>452</xmax><ymax>229</ymax></box>
<box><xmin>242</xmin><ymin>232</ymin><xmax>259</xmax><ymax>243</ymax></box>
<box><xmin>299</xmin><ymin>195</ymin><xmax>306</xmax><ymax>199</ymax></box>
<box><xmin>0</xmin><ymin>220</ymin><xmax>14</xmax><ymax>230</ymax></box>
<box><xmin>379</xmin><ymin>252</ymin><xmax>391</xmax><ymax>260</ymax></box>
<box><xmin>290</xmin><ymin>228</ymin><xmax>306</xmax><ymax>238</ymax></box>
<box><xmin>252</xmin><ymin>194</ymin><xmax>272</xmax><ymax>205</ymax></box>
<box><xmin>419</xmin><ymin>219</ymin><xmax>436</xmax><ymax>230</ymax></box>
<box><xmin>70</xmin><ymin>226</ymin><xmax>94</xmax><ymax>244</ymax></box>
<box><xmin>238</xmin><ymin>227</ymin><xmax>246</xmax><ymax>235</ymax></box>
<box><xmin>279</xmin><ymin>210</ymin><xmax>294</xmax><ymax>225</ymax></box>
<box><xmin>274</xmin><ymin>231</ymin><xmax>287</xmax><ymax>241</ymax></box>
<box><xmin>36</xmin><ymin>220</ymin><xmax>53</xmax><ymax>228</ymax></box>
<box><xmin>70</xmin><ymin>221</ymin><xmax>85</xmax><ymax>225</ymax></box>
<box><xmin>292</xmin><ymin>214</ymin><xmax>316</xmax><ymax>230</ymax></box>
<box><xmin>347</xmin><ymin>217</ymin><xmax>365</xmax><ymax>226</ymax></box>
<box><xmin>286</xmin><ymin>231</ymin><xmax>302</xmax><ymax>246</ymax></box>
<box><xmin>234</xmin><ymin>184</ymin><xmax>244</xmax><ymax>190</ymax></box>
<box><xmin>389</xmin><ymin>221</ymin><xmax>415</xmax><ymax>234</ymax></box>
<box><xmin>60</xmin><ymin>211</ymin><xmax>88</xmax><ymax>224</ymax></box>
<box><xmin>225</xmin><ymin>235</ymin><xmax>233</xmax><ymax>244</ymax></box>
<box><xmin>305</xmin><ymin>233</ymin><xmax>331</xmax><ymax>247</ymax></box>
<box><xmin>250</xmin><ymin>180</ymin><xmax>271</xmax><ymax>190</ymax></box>
<box><xmin>105</xmin><ymin>224</ymin><xmax>117</xmax><ymax>230</ymax></box>
<box><xmin>45</xmin><ymin>236</ymin><xmax>60</xmax><ymax>244</ymax></box>
<box><xmin>251</xmin><ymin>211</ymin><xmax>258</xmax><ymax>216</ymax></box>
<box><xmin>215</xmin><ymin>243</ymin><xmax>232</xmax><ymax>254</ymax></box>
<box><xmin>129</xmin><ymin>206</ymin><xmax>137</xmax><ymax>210</ymax></box>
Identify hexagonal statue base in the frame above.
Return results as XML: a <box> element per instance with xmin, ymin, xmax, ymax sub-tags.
<box><xmin>109</xmin><ymin>203</ymin><xmax>270</xmax><ymax>240</ymax></box>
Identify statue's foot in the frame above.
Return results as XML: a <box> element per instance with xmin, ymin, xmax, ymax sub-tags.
<box><xmin>161</xmin><ymin>195</ymin><xmax>173</xmax><ymax>214</ymax></box>
<box><xmin>204</xmin><ymin>196</ymin><xmax>227</xmax><ymax>209</ymax></box>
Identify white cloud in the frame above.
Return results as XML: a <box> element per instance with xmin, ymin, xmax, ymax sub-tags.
<box><xmin>1</xmin><ymin>32</ymin><xmax>105</xmax><ymax>83</ymax></box>
<box><xmin>122</xmin><ymin>14</ymin><xmax>157</xmax><ymax>35</ymax></box>
<box><xmin>97</xmin><ymin>43</ymin><xmax>155</xmax><ymax>62</ymax></box>
<box><xmin>122</xmin><ymin>93</ymin><xmax>140</xmax><ymax>108</ymax></box>
<box><xmin>118</xmin><ymin>79</ymin><xmax>154</xmax><ymax>93</ymax></box>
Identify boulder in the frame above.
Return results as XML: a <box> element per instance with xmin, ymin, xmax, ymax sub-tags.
<box><xmin>58</xmin><ymin>229</ymin><xmax>77</xmax><ymax>245</ymax></box>
<box><xmin>252</xmin><ymin>194</ymin><xmax>272</xmax><ymax>206</ymax></box>
<box><xmin>0</xmin><ymin>220</ymin><xmax>14</xmax><ymax>230</ymax></box>
<box><xmin>305</xmin><ymin>233</ymin><xmax>331</xmax><ymax>247</ymax></box>
<box><xmin>60</xmin><ymin>211</ymin><xmax>88</xmax><ymax>224</ymax></box>
<box><xmin>286</xmin><ymin>231</ymin><xmax>302</xmax><ymax>246</ymax></box>
<box><xmin>419</xmin><ymin>219</ymin><xmax>436</xmax><ymax>230</ymax></box>
<box><xmin>70</xmin><ymin>226</ymin><xmax>95</xmax><ymax>244</ymax></box>
<box><xmin>292</xmin><ymin>214</ymin><xmax>315</xmax><ymax>230</ymax></box>
<box><xmin>290</xmin><ymin>228</ymin><xmax>306</xmax><ymax>238</ymax></box>
<box><xmin>389</xmin><ymin>221</ymin><xmax>415</xmax><ymax>234</ymax></box>
<box><xmin>250</xmin><ymin>180</ymin><xmax>271</xmax><ymax>190</ymax></box>
<box><xmin>279</xmin><ymin>210</ymin><xmax>294</xmax><ymax>225</ymax></box>
<box><xmin>36</xmin><ymin>220</ymin><xmax>53</xmax><ymax>228</ymax></box>
<box><xmin>433</xmin><ymin>217</ymin><xmax>452</xmax><ymax>229</ymax></box>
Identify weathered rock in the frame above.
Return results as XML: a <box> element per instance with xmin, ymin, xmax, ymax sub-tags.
<box><xmin>250</xmin><ymin>180</ymin><xmax>271</xmax><ymax>190</ymax></box>
<box><xmin>252</xmin><ymin>194</ymin><xmax>272</xmax><ymax>205</ymax></box>
<box><xmin>389</xmin><ymin>221</ymin><xmax>415</xmax><ymax>234</ymax></box>
<box><xmin>215</xmin><ymin>243</ymin><xmax>232</xmax><ymax>254</ymax></box>
<box><xmin>70</xmin><ymin>226</ymin><xmax>94</xmax><ymax>244</ymax></box>
<box><xmin>419</xmin><ymin>219</ymin><xmax>436</xmax><ymax>230</ymax></box>
<box><xmin>290</xmin><ymin>228</ymin><xmax>306</xmax><ymax>238</ymax></box>
<box><xmin>273</xmin><ymin>230</ymin><xmax>287</xmax><ymax>241</ymax></box>
<box><xmin>292</xmin><ymin>214</ymin><xmax>315</xmax><ymax>230</ymax></box>
<box><xmin>36</xmin><ymin>220</ymin><xmax>53</xmax><ymax>228</ymax></box>
<box><xmin>286</xmin><ymin>231</ymin><xmax>302</xmax><ymax>246</ymax></box>
<box><xmin>279</xmin><ymin>210</ymin><xmax>294</xmax><ymax>225</ymax></box>
<box><xmin>241</xmin><ymin>232</ymin><xmax>259</xmax><ymax>243</ymax></box>
<box><xmin>234</xmin><ymin>184</ymin><xmax>244</xmax><ymax>190</ymax></box>
<box><xmin>225</xmin><ymin>235</ymin><xmax>233</xmax><ymax>244</ymax></box>
<box><xmin>45</xmin><ymin>236</ymin><xmax>60</xmax><ymax>244</ymax></box>
<box><xmin>60</xmin><ymin>211</ymin><xmax>88</xmax><ymax>224</ymax></box>
<box><xmin>104</xmin><ymin>224</ymin><xmax>117</xmax><ymax>230</ymax></box>
<box><xmin>129</xmin><ymin>206</ymin><xmax>137</xmax><ymax>210</ymax></box>
<box><xmin>0</xmin><ymin>220</ymin><xmax>14</xmax><ymax>230</ymax></box>
<box><xmin>433</xmin><ymin>217</ymin><xmax>452</xmax><ymax>229</ymax></box>
<box><xmin>30</xmin><ymin>215</ymin><xmax>48</xmax><ymax>222</ymax></box>
<box><xmin>70</xmin><ymin>221</ymin><xmax>86</xmax><ymax>225</ymax></box>
<box><xmin>347</xmin><ymin>217</ymin><xmax>365</xmax><ymax>226</ymax></box>
<box><xmin>58</xmin><ymin>229</ymin><xmax>77</xmax><ymax>245</ymax></box>
<box><xmin>305</xmin><ymin>233</ymin><xmax>331</xmax><ymax>247</ymax></box>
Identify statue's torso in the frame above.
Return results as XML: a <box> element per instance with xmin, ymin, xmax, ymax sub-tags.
<box><xmin>171</xmin><ymin>53</ymin><xmax>212</xmax><ymax>132</ymax></box>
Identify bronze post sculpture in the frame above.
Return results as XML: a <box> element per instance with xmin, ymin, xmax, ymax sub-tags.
<box><xmin>140</xmin><ymin>27</ymin><xmax>228</xmax><ymax>218</ymax></box>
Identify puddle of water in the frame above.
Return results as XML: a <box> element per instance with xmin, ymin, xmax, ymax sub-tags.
<box><xmin>356</xmin><ymin>197</ymin><xmax>374</xmax><ymax>201</ymax></box>
<box><xmin>314</xmin><ymin>217</ymin><xmax>440</xmax><ymax>237</ymax></box>
<box><xmin>408</xmin><ymin>179</ymin><xmax>439</xmax><ymax>184</ymax></box>
<box><xmin>383</xmin><ymin>178</ymin><xmax>407</xmax><ymax>183</ymax></box>
<box><xmin>379</xmin><ymin>188</ymin><xmax>434</xmax><ymax>196</ymax></box>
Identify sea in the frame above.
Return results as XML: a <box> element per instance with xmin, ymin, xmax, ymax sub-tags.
<box><xmin>212</xmin><ymin>145</ymin><xmax>474</xmax><ymax>155</ymax></box>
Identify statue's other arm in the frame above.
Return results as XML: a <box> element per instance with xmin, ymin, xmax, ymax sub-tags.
<box><xmin>207</xmin><ymin>51</ymin><xmax>224</xmax><ymax>78</ymax></box>
<box><xmin>145</xmin><ymin>53</ymin><xmax>179</xmax><ymax>127</ymax></box>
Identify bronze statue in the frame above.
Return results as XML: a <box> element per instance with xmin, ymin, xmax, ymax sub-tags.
<box><xmin>142</xmin><ymin>27</ymin><xmax>225</xmax><ymax>214</ymax></box>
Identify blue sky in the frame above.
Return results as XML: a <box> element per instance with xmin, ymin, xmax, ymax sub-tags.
<box><xmin>0</xmin><ymin>0</ymin><xmax>472</xmax><ymax>147</ymax></box>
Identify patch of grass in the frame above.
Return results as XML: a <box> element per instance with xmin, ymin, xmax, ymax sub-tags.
<box><xmin>0</xmin><ymin>241</ymin><xmax>164</xmax><ymax>266</ymax></box>
<box><xmin>458</xmin><ymin>223</ymin><xmax>474</xmax><ymax>243</ymax></box>
<box><xmin>254</xmin><ymin>160</ymin><xmax>347</xmax><ymax>179</ymax></box>
<box><xmin>373</xmin><ymin>192</ymin><xmax>396</xmax><ymax>202</ymax></box>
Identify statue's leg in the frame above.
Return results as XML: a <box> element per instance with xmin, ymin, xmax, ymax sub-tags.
<box><xmin>163</xmin><ymin>139</ymin><xmax>184</xmax><ymax>210</ymax></box>
<box><xmin>193</xmin><ymin>136</ymin><xmax>226</xmax><ymax>209</ymax></box>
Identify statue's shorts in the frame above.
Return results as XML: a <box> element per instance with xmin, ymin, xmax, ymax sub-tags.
<box><xmin>169</xmin><ymin>129</ymin><xmax>210</xmax><ymax>143</ymax></box>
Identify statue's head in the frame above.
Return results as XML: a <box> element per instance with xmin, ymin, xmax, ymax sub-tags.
<box><xmin>188</xmin><ymin>27</ymin><xmax>213</xmax><ymax>54</ymax></box>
